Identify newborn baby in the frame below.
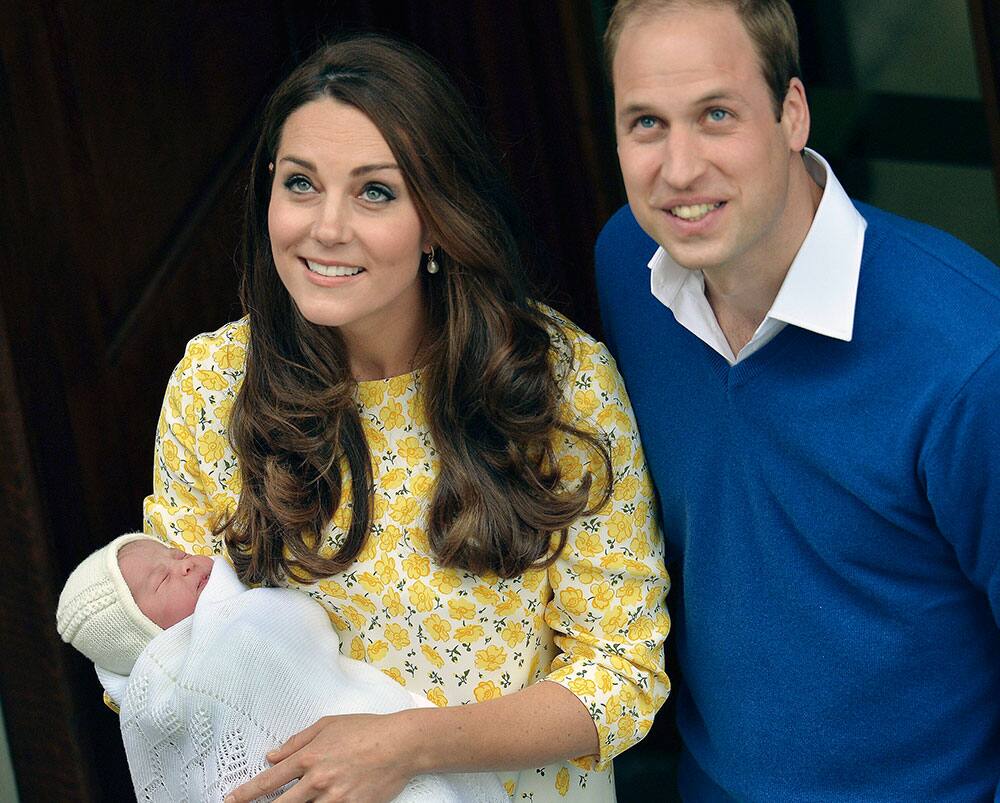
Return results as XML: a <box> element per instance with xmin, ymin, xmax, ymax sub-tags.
<box><xmin>56</xmin><ymin>534</ymin><xmax>506</xmax><ymax>803</ymax></box>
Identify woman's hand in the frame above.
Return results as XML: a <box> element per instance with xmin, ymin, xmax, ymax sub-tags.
<box><xmin>223</xmin><ymin>712</ymin><xmax>416</xmax><ymax>803</ymax></box>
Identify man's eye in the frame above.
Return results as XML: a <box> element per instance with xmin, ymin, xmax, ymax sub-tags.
<box><xmin>707</xmin><ymin>108</ymin><xmax>730</xmax><ymax>123</ymax></box>
<box><xmin>636</xmin><ymin>115</ymin><xmax>657</xmax><ymax>129</ymax></box>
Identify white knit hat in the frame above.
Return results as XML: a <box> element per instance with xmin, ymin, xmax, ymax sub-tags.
<box><xmin>56</xmin><ymin>532</ymin><xmax>164</xmax><ymax>675</ymax></box>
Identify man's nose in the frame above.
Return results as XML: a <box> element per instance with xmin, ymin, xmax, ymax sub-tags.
<box><xmin>659</xmin><ymin>129</ymin><xmax>707</xmax><ymax>190</ymax></box>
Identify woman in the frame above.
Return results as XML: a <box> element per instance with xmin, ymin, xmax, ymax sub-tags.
<box><xmin>144</xmin><ymin>33</ymin><xmax>669</xmax><ymax>802</ymax></box>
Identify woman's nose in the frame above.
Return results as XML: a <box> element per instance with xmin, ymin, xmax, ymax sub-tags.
<box><xmin>312</xmin><ymin>196</ymin><xmax>351</xmax><ymax>245</ymax></box>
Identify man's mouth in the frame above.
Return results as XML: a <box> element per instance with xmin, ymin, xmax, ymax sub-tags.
<box><xmin>668</xmin><ymin>202</ymin><xmax>725</xmax><ymax>222</ymax></box>
<box><xmin>306</xmin><ymin>260</ymin><xmax>364</xmax><ymax>277</ymax></box>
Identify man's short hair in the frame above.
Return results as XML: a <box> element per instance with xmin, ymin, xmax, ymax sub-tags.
<box><xmin>604</xmin><ymin>0</ymin><xmax>801</xmax><ymax>119</ymax></box>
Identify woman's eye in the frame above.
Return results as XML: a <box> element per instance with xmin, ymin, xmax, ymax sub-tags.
<box><xmin>361</xmin><ymin>183</ymin><xmax>395</xmax><ymax>203</ymax></box>
<box><xmin>707</xmin><ymin>108</ymin><xmax>730</xmax><ymax>123</ymax></box>
<box><xmin>283</xmin><ymin>175</ymin><xmax>314</xmax><ymax>194</ymax></box>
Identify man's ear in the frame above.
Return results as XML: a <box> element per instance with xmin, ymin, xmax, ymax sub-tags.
<box><xmin>781</xmin><ymin>77</ymin><xmax>811</xmax><ymax>152</ymax></box>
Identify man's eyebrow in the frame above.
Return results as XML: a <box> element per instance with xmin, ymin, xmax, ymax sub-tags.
<box><xmin>617</xmin><ymin>91</ymin><xmax>746</xmax><ymax>120</ymax></box>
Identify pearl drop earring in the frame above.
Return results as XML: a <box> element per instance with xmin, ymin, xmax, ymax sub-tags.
<box><xmin>426</xmin><ymin>246</ymin><xmax>440</xmax><ymax>274</ymax></box>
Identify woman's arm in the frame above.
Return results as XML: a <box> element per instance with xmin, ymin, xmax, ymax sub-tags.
<box><xmin>224</xmin><ymin>680</ymin><xmax>596</xmax><ymax>802</ymax></box>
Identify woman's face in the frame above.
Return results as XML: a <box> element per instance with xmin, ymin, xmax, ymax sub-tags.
<box><xmin>268</xmin><ymin>98</ymin><xmax>429</xmax><ymax>344</ymax></box>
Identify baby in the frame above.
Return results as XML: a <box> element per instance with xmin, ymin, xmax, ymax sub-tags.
<box><xmin>56</xmin><ymin>533</ymin><xmax>506</xmax><ymax>803</ymax></box>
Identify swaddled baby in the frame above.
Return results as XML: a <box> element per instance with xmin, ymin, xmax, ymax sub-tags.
<box><xmin>56</xmin><ymin>533</ymin><xmax>507</xmax><ymax>802</ymax></box>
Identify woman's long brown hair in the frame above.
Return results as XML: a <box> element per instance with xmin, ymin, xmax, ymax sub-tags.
<box><xmin>223</xmin><ymin>34</ymin><xmax>612</xmax><ymax>585</ymax></box>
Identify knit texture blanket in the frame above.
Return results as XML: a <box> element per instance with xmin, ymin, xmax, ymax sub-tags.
<box><xmin>97</xmin><ymin>558</ymin><xmax>507</xmax><ymax>802</ymax></box>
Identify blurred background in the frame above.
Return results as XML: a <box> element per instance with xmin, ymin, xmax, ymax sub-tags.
<box><xmin>1</xmin><ymin>1</ymin><xmax>996</xmax><ymax>799</ymax></box>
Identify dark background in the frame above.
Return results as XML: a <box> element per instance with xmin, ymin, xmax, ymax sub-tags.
<box><xmin>1</xmin><ymin>1</ymin><xmax>997</xmax><ymax>799</ymax></box>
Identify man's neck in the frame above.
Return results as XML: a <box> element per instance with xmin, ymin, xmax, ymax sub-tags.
<box><xmin>703</xmin><ymin>159</ymin><xmax>823</xmax><ymax>355</ymax></box>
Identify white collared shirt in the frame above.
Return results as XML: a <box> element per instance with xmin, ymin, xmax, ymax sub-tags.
<box><xmin>647</xmin><ymin>149</ymin><xmax>867</xmax><ymax>365</ymax></box>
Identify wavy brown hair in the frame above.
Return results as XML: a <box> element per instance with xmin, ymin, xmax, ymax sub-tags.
<box><xmin>223</xmin><ymin>34</ymin><xmax>612</xmax><ymax>585</ymax></box>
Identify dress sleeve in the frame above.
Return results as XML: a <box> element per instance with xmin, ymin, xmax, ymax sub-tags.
<box><xmin>142</xmin><ymin>328</ymin><xmax>244</xmax><ymax>555</ymax></box>
<box><xmin>543</xmin><ymin>334</ymin><xmax>670</xmax><ymax>770</ymax></box>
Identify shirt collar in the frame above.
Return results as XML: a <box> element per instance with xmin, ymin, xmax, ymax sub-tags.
<box><xmin>647</xmin><ymin>148</ymin><xmax>867</xmax><ymax>343</ymax></box>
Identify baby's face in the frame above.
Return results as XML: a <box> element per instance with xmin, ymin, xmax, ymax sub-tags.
<box><xmin>118</xmin><ymin>540</ymin><xmax>214</xmax><ymax>629</ymax></box>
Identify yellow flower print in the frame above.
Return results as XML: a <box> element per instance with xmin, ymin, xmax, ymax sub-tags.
<box><xmin>409</xmin><ymin>526</ymin><xmax>430</xmax><ymax>553</ymax></box>
<box><xmin>474</xmin><ymin>645</ymin><xmax>507</xmax><ymax>671</ymax></box>
<box><xmin>408</xmin><ymin>581</ymin><xmax>436</xmax><ymax>612</ymax></box>
<box><xmin>379</xmin><ymin>525</ymin><xmax>403</xmax><ymax>551</ymax></box>
<box><xmin>494</xmin><ymin>589</ymin><xmax>522</xmax><ymax>616</ymax></box>
<box><xmin>167</xmin><ymin>384</ymin><xmax>182</xmax><ymax>417</ymax></box>
<box><xmin>448</xmin><ymin>598</ymin><xmax>477</xmax><ymax>621</ymax></box>
<box><xmin>613</xmin><ymin>475</ymin><xmax>639</xmax><ymax>502</ymax></box>
<box><xmin>558</xmin><ymin>454</ymin><xmax>583</xmax><ymax>482</ymax></box>
<box><xmin>472</xmin><ymin>585</ymin><xmax>501</xmax><ymax>606</ymax></box>
<box><xmin>197</xmin><ymin>430</ymin><xmax>226</xmax><ymax>464</ymax></box>
<box><xmin>188</xmin><ymin>342</ymin><xmax>209</xmax><ymax>361</ymax></box>
<box><xmin>176</xmin><ymin>515</ymin><xmax>207</xmax><ymax>545</ymax></box>
<box><xmin>628</xmin><ymin>617</ymin><xmax>655</xmax><ymax>640</ymax></box>
<box><xmin>618</xmin><ymin>714</ymin><xmax>637</xmax><ymax>741</ymax></box>
<box><xmin>601</xmin><ymin>607</ymin><xmax>628</xmax><ymax>636</ymax></box>
<box><xmin>172</xmin><ymin>483</ymin><xmax>200</xmax><ymax>508</ymax></box>
<box><xmin>358</xmin><ymin>382</ymin><xmax>385</xmax><ymax>407</ymax></box>
<box><xmin>382</xmin><ymin>667</ymin><xmax>406</xmax><ymax>686</ymax></box>
<box><xmin>363</xmin><ymin>424</ymin><xmax>388</xmax><ymax>454</ymax></box>
<box><xmin>389</xmin><ymin>497</ymin><xmax>420</xmax><ymax>525</ymax></box>
<box><xmin>366</xmin><ymin>640</ymin><xmax>389</xmax><ymax>662</ymax></box>
<box><xmin>596</xmin><ymin>667</ymin><xmax>615</xmax><ymax>694</ymax></box>
<box><xmin>555</xmin><ymin>766</ymin><xmax>570</xmax><ymax>797</ymax></box>
<box><xmin>224</xmin><ymin>467</ymin><xmax>242</xmax><ymax>495</ymax></box>
<box><xmin>522</xmin><ymin>568</ymin><xmax>545</xmax><ymax>592</ymax></box>
<box><xmin>500</xmin><ymin>621</ymin><xmax>526</xmax><ymax>648</ymax></box>
<box><xmin>357</xmin><ymin>572</ymin><xmax>383</xmax><ymax>594</ymax></box>
<box><xmin>397</xmin><ymin>436</ymin><xmax>426</xmax><ymax>467</ymax></box>
<box><xmin>359</xmin><ymin>536</ymin><xmax>377</xmax><ymax>563</ymax></box>
<box><xmin>632</xmin><ymin>500</ymin><xmax>650</xmax><ymax>525</ymax></box>
<box><xmin>372</xmin><ymin>494</ymin><xmax>388</xmax><ymax>519</ymax></box>
<box><xmin>607</xmin><ymin>511</ymin><xmax>633</xmax><ymax>543</ymax></box>
<box><xmin>568</xmin><ymin>678</ymin><xmax>596</xmax><ymax>697</ymax></box>
<box><xmin>426</xmin><ymin>687</ymin><xmax>448</xmax><ymax>707</ymax></box>
<box><xmin>162</xmin><ymin>440</ymin><xmax>180</xmax><ymax>473</ymax></box>
<box><xmin>382</xmin><ymin>589</ymin><xmax>405</xmax><ymax>617</ymax></box>
<box><xmin>629</xmin><ymin>534</ymin><xmax>652</xmax><ymax>560</ymax></box>
<box><xmin>573</xmin><ymin>389</ymin><xmax>600</xmax><ymax>418</ymax></box>
<box><xmin>402</xmin><ymin>553</ymin><xmax>431</xmax><ymax>579</ymax></box>
<box><xmin>594</xmin><ymin>364</ymin><xmax>617</xmax><ymax>393</ymax></box>
<box><xmin>559</xmin><ymin>588</ymin><xmax>588</xmax><ymax>616</ymax></box>
<box><xmin>232</xmin><ymin>323</ymin><xmax>249</xmax><ymax>344</ymax></box>
<box><xmin>214</xmin><ymin>344</ymin><xmax>246</xmax><ymax>369</ymax></box>
<box><xmin>423</xmin><ymin>614</ymin><xmax>451</xmax><ymax>641</ymax></box>
<box><xmin>601</xmin><ymin>552</ymin><xmax>625</xmax><ymax>571</ymax></box>
<box><xmin>171</xmin><ymin>422</ymin><xmax>195</xmax><ymax>451</ymax></box>
<box><xmin>332</xmin><ymin>502</ymin><xmax>352</xmax><ymax>532</ymax></box>
<box><xmin>197</xmin><ymin>369</ymin><xmax>228</xmax><ymax>391</ymax></box>
<box><xmin>180</xmin><ymin>374</ymin><xmax>194</xmax><ymax>395</ymax></box>
<box><xmin>375</xmin><ymin>556</ymin><xmax>399</xmax><ymax>585</ymax></box>
<box><xmin>454</xmin><ymin>624</ymin><xmax>485</xmax><ymax>643</ymax></box>
<box><xmin>473</xmin><ymin>681</ymin><xmax>502</xmax><ymax>702</ymax></box>
<box><xmin>344</xmin><ymin>607</ymin><xmax>366</xmax><ymax>629</ymax></box>
<box><xmin>379</xmin><ymin>399</ymin><xmax>405</xmax><ymax>429</ymax></box>
<box><xmin>574</xmin><ymin>531</ymin><xmax>603</xmax><ymax>557</ymax></box>
<box><xmin>388</xmin><ymin>374</ymin><xmax>410</xmax><ymax>397</ymax></box>
<box><xmin>572</xmin><ymin>559</ymin><xmax>602</xmax><ymax>584</ymax></box>
<box><xmin>504</xmin><ymin>780</ymin><xmax>516</xmax><ymax>797</ymax></box>
<box><xmin>382</xmin><ymin>468</ymin><xmax>407</xmax><ymax>490</ymax></box>
<box><xmin>421</xmin><ymin>644</ymin><xmax>445</xmax><ymax>669</ymax></box>
<box><xmin>625</xmin><ymin>557</ymin><xmax>650</xmax><ymax>576</ymax></box>
<box><xmin>591</xmin><ymin>581</ymin><xmax>614</xmax><ymax>610</ymax></box>
<box><xmin>318</xmin><ymin>579</ymin><xmax>348</xmax><ymax>599</ymax></box>
<box><xmin>617</xmin><ymin>579</ymin><xmax>643</xmax><ymax>605</ymax></box>
<box><xmin>411</xmin><ymin>474</ymin><xmax>434</xmax><ymax>498</ymax></box>
<box><xmin>351</xmin><ymin>594</ymin><xmax>377</xmax><ymax>614</ymax></box>
<box><xmin>326</xmin><ymin>610</ymin><xmax>348</xmax><ymax>631</ymax></box>
<box><xmin>430</xmin><ymin>569</ymin><xmax>462</xmax><ymax>593</ymax></box>
<box><xmin>384</xmin><ymin>623</ymin><xmax>410</xmax><ymax>649</ymax></box>
<box><xmin>612</xmin><ymin>436</ymin><xmax>632</xmax><ymax>464</ymax></box>
<box><xmin>350</xmin><ymin>637</ymin><xmax>365</xmax><ymax>661</ymax></box>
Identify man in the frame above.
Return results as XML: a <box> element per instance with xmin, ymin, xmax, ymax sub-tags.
<box><xmin>595</xmin><ymin>1</ymin><xmax>1000</xmax><ymax>800</ymax></box>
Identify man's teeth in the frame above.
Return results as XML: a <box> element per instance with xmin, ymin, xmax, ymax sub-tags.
<box><xmin>670</xmin><ymin>202</ymin><xmax>723</xmax><ymax>221</ymax></box>
<box><xmin>306</xmin><ymin>261</ymin><xmax>363</xmax><ymax>277</ymax></box>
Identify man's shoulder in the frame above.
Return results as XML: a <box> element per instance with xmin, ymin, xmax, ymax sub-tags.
<box><xmin>595</xmin><ymin>204</ymin><xmax>657</xmax><ymax>269</ymax></box>
<box><xmin>855</xmin><ymin>201</ymin><xmax>1000</xmax><ymax>299</ymax></box>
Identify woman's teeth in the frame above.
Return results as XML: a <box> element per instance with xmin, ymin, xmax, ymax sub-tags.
<box><xmin>670</xmin><ymin>202</ymin><xmax>723</xmax><ymax>221</ymax></box>
<box><xmin>306</xmin><ymin>261</ymin><xmax>363</xmax><ymax>277</ymax></box>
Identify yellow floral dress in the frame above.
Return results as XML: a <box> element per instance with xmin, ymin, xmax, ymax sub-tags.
<box><xmin>143</xmin><ymin>313</ymin><xmax>670</xmax><ymax>802</ymax></box>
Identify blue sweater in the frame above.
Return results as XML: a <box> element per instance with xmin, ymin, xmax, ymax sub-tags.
<box><xmin>596</xmin><ymin>202</ymin><xmax>1000</xmax><ymax>802</ymax></box>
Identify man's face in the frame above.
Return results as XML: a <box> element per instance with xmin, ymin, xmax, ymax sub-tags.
<box><xmin>118</xmin><ymin>540</ymin><xmax>214</xmax><ymax>629</ymax></box>
<box><xmin>613</xmin><ymin>4</ymin><xmax>807</xmax><ymax>280</ymax></box>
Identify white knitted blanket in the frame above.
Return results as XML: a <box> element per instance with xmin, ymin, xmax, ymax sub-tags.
<box><xmin>97</xmin><ymin>558</ymin><xmax>507</xmax><ymax>803</ymax></box>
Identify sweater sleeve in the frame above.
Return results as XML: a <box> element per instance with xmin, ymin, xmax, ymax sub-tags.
<box><xmin>922</xmin><ymin>345</ymin><xmax>1000</xmax><ymax>626</ymax></box>
<box><xmin>542</xmin><ymin>331</ymin><xmax>670</xmax><ymax>770</ymax></box>
<box><xmin>142</xmin><ymin>324</ymin><xmax>246</xmax><ymax>554</ymax></box>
